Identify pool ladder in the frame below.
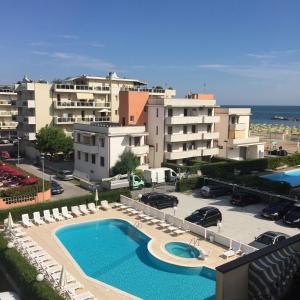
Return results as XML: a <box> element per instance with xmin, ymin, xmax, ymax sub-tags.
<box><xmin>134</xmin><ymin>221</ymin><xmax>142</xmax><ymax>229</ymax></box>
<box><xmin>189</xmin><ymin>237</ymin><xmax>200</xmax><ymax>247</ymax></box>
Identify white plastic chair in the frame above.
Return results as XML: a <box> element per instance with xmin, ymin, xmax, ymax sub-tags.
<box><xmin>79</xmin><ymin>204</ymin><xmax>89</xmax><ymax>215</ymax></box>
<box><xmin>33</xmin><ymin>212</ymin><xmax>45</xmax><ymax>225</ymax></box>
<box><xmin>21</xmin><ymin>214</ymin><xmax>33</xmax><ymax>227</ymax></box>
<box><xmin>43</xmin><ymin>210</ymin><xmax>55</xmax><ymax>223</ymax></box>
<box><xmin>52</xmin><ymin>208</ymin><xmax>64</xmax><ymax>221</ymax></box>
<box><xmin>61</xmin><ymin>207</ymin><xmax>73</xmax><ymax>219</ymax></box>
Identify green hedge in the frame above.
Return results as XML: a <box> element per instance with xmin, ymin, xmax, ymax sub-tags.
<box><xmin>176</xmin><ymin>177</ymin><xmax>203</xmax><ymax>192</ymax></box>
<box><xmin>0</xmin><ymin>188</ymin><xmax>131</xmax><ymax>223</ymax></box>
<box><xmin>0</xmin><ymin>234</ymin><xmax>63</xmax><ymax>300</ymax></box>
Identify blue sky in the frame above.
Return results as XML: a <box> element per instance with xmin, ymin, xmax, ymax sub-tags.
<box><xmin>1</xmin><ymin>0</ymin><xmax>300</xmax><ymax>105</ymax></box>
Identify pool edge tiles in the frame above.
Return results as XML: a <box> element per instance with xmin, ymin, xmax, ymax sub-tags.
<box><xmin>55</xmin><ymin>218</ymin><xmax>216</xmax><ymax>300</ymax></box>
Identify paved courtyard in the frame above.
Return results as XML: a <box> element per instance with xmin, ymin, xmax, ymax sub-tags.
<box><xmin>161</xmin><ymin>190</ymin><xmax>300</xmax><ymax>244</ymax></box>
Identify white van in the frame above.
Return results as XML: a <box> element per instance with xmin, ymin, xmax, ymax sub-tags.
<box><xmin>143</xmin><ymin>168</ymin><xmax>177</xmax><ymax>185</ymax></box>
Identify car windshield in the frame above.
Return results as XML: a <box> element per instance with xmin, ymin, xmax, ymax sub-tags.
<box><xmin>256</xmin><ymin>234</ymin><xmax>274</xmax><ymax>245</ymax></box>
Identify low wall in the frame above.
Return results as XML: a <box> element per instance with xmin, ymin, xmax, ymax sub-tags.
<box><xmin>120</xmin><ymin>195</ymin><xmax>256</xmax><ymax>254</ymax></box>
<box><xmin>0</xmin><ymin>189</ymin><xmax>51</xmax><ymax>209</ymax></box>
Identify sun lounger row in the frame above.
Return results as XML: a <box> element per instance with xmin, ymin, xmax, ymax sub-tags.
<box><xmin>115</xmin><ymin>203</ymin><xmax>189</xmax><ymax>236</ymax></box>
<box><xmin>21</xmin><ymin>203</ymin><xmax>99</xmax><ymax>227</ymax></box>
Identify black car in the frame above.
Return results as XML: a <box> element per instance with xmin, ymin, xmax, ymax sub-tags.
<box><xmin>249</xmin><ymin>231</ymin><xmax>290</xmax><ymax>249</ymax></box>
<box><xmin>289</xmin><ymin>188</ymin><xmax>300</xmax><ymax>200</ymax></box>
<box><xmin>283</xmin><ymin>205</ymin><xmax>300</xmax><ymax>227</ymax></box>
<box><xmin>231</xmin><ymin>191</ymin><xmax>260</xmax><ymax>206</ymax></box>
<box><xmin>199</xmin><ymin>185</ymin><xmax>231</xmax><ymax>198</ymax></box>
<box><xmin>185</xmin><ymin>206</ymin><xmax>222</xmax><ymax>227</ymax></box>
<box><xmin>261</xmin><ymin>200</ymin><xmax>294</xmax><ymax>220</ymax></box>
<box><xmin>51</xmin><ymin>180</ymin><xmax>64</xmax><ymax>195</ymax></box>
<box><xmin>140</xmin><ymin>193</ymin><xmax>178</xmax><ymax>209</ymax></box>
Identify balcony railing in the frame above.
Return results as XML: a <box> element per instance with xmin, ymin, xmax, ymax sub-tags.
<box><xmin>54</xmin><ymin>84</ymin><xmax>110</xmax><ymax>93</ymax></box>
<box><xmin>0</xmin><ymin>122</ymin><xmax>18</xmax><ymax>129</ymax></box>
<box><xmin>54</xmin><ymin>101</ymin><xmax>110</xmax><ymax>109</ymax></box>
<box><xmin>55</xmin><ymin>116</ymin><xmax>111</xmax><ymax>124</ymax></box>
<box><xmin>165</xmin><ymin>132</ymin><xmax>205</xmax><ymax>142</ymax></box>
<box><xmin>121</xmin><ymin>87</ymin><xmax>167</xmax><ymax>94</ymax></box>
<box><xmin>0</xmin><ymin>100</ymin><xmax>12</xmax><ymax>105</ymax></box>
<box><xmin>202</xmin><ymin>148</ymin><xmax>219</xmax><ymax>156</ymax></box>
<box><xmin>164</xmin><ymin>148</ymin><xmax>205</xmax><ymax>160</ymax></box>
<box><xmin>0</xmin><ymin>111</ymin><xmax>17</xmax><ymax>116</ymax></box>
<box><xmin>125</xmin><ymin>145</ymin><xmax>149</xmax><ymax>155</ymax></box>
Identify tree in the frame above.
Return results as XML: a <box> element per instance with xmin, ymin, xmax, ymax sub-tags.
<box><xmin>112</xmin><ymin>150</ymin><xmax>140</xmax><ymax>175</ymax></box>
<box><xmin>35</xmin><ymin>125</ymin><xmax>73</xmax><ymax>157</ymax></box>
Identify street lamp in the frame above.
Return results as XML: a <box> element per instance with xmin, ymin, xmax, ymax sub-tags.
<box><xmin>17</xmin><ymin>137</ymin><xmax>21</xmax><ymax>165</ymax></box>
<box><xmin>224</xmin><ymin>140</ymin><xmax>228</xmax><ymax>158</ymax></box>
<box><xmin>40</xmin><ymin>154</ymin><xmax>45</xmax><ymax>201</ymax></box>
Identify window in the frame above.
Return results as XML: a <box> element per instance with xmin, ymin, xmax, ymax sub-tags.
<box><xmin>57</xmin><ymin>94</ymin><xmax>61</xmax><ymax>102</ymax></box>
<box><xmin>207</xmin><ymin>124</ymin><xmax>212</xmax><ymax>132</ymax></box>
<box><xmin>100</xmin><ymin>138</ymin><xmax>105</xmax><ymax>147</ymax></box>
<box><xmin>208</xmin><ymin>108</ymin><xmax>212</xmax><ymax>116</ymax></box>
<box><xmin>167</xmin><ymin>144</ymin><xmax>172</xmax><ymax>152</ymax></box>
<box><xmin>115</xmin><ymin>109</ymin><xmax>118</xmax><ymax>115</ymax></box>
<box><xmin>144</xmin><ymin>106</ymin><xmax>147</xmax><ymax>112</ymax></box>
<box><xmin>168</xmin><ymin>126</ymin><xmax>172</xmax><ymax>134</ymax></box>
<box><xmin>168</xmin><ymin>109</ymin><xmax>173</xmax><ymax>117</ymax></box>
<box><xmin>100</xmin><ymin>156</ymin><xmax>105</xmax><ymax>166</ymax></box>
<box><xmin>184</xmin><ymin>108</ymin><xmax>188</xmax><ymax>116</ymax></box>
<box><xmin>190</xmin><ymin>141</ymin><xmax>195</xmax><ymax>150</ymax></box>
<box><xmin>156</xmin><ymin>126</ymin><xmax>158</xmax><ymax>135</ymax></box>
<box><xmin>183</xmin><ymin>143</ymin><xmax>187</xmax><ymax>151</ymax></box>
<box><xmin>183</xmin><ymin>126</ymin><xmax>187</xmax><ymax>134</ymax></box>
<box><xmin>155</xmin><ymin>143</ymin><xmax>158</xmax><ymax>152</ymax></box>
<box><xmin>192</xmin><ymin>125</ymin><xmax>196</xmax><ymax>133</ymax></box>
<box><xmin>156</xmin><ymin>108</ymin><xmax>159</xmax><ymax>117</ymax></box>
<box><xmin>91</xmin><ymin>154</ymin><xmax>96</xmax><ymax>164</ymax></box>
<box><xmin>77</xmin><ymin>133</ymin><xmax>81</xmax><ymax>143</ymax></box>
<box><xmin>91</xmin><ymin>135</ymin><xmax>96</xmax><ymax>146</ymax></box>
<box><xmin>77</xmin><ymin>151</ymin><xmax>81</xmax><ymax>160</ymax></box>
<box><xmin>130</xmin><ymin>115</ymin><xmax>134</xmax><ymax>122</ymax></box>
<box><xmin>85</xmin><ymin>153</ymin><xmax>88</xmax><ymax>162</ymax></box>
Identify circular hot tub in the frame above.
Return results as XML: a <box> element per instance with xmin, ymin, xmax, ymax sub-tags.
<box><xmin>165</xmin><ymin>242</ymin><xmax>200</xmax><ymax>259</ymax></box>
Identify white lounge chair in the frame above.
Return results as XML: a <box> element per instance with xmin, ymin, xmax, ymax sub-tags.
<box><xmin>43</xmin><ymin>210</ymin><xmax>56</xmax><ymax>223</ymax></box>
<box><xmin>87</xmin><ymin>203</ymin><xmax>97</xmax><ymax>213</ymax></box>
<box><xmin>33</xmin><ymin>212</ymin><xmax>45</xmax><ymax>225</ymax></box>
<box><xmin>61</xmin><ymin>206</ymin><xmax>73</xmax><ymax>219</ymax></box>
<box><xmin>100</xmin><ymin>200</ymin><xmax>111</xmax><ymax>210</ymax></box>
<box><xmin>52</xmin><ymin>208</ymin><xmax>64</xmax><ymax>221</ymax></box>
<box><xmin>79</xmin><ymin>204</ymin><xmax>89</xmax><ymax>215</ymax></box>
<box><xmin>119</xmin><ymin>204</ymin><xmax>128</xmax><ymax>210</ymax></box>
<box><xmin>158</xmin><ymin>222</ymin><xmax>169</xmax><ymax>229</ymax></box>
<box><xmin>67</xmin><ymin>291</ymin><xmax>95</xmax><ymax>300</ymax></box>
<box><xmin>221</xmin><ymin>248</ymin><xmax>236</xmax><ymax>260</ymax></box>
<box><xmin>142</xmin><ymin>215</ymin><xmax>154</xmax><ymax>222</ymax></box>
<box><xmin>148</xmin><ymin>218</ymin><xmax>160</xmax><ymax>225</ymax></box>
<box><xmin>71</xmin><ymin>206</ymin><xmax>82</xmax><ymax>217</ymax></box>
<box><xmin>138</xmin><ymin>213</ymin><xmax>147</xmax><ymax>219</ymax></box>
<box><xmin>21</xmin><ymin>214</ymin><xmax>33</xmax><ymax>227</ymax></box>
<box><xmin>45</xmin><ymin>265</ymin><xmax>62</xmax><ymax>276</ymax></box>
<box><xmin>166</xmin><ymin>225</ymin><xmax>177</xmax><ymax>232</ymax></box>
<box><xmin>173</xmin><ymin>228</ymin><xmax>188</xmax><ymax>236</ymax></box>
<box><xmin>128</xmin><ymin>209</ymin><xmax>140</xmax><ymax>215</ymax></box>
<box><xmin>198</xmin><ymin>249</ymin><xmax>211</xmax><ymax>260</ymax></box>
<box><xmin>64</xmin><ymin>281</ymin><xmax>83</xmax><ymax>294</ymax></box>
<box><xmin>113</xmin><ymin>203</ymin><xmax>122</xmax><ymax>208</ymax></box>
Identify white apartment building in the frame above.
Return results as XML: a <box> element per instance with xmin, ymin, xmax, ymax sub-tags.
<box><xmin>0</xmin><ymin>85</ymin><xmax>18</xmax><ymax>138</ymax></box>
<box><xmin>147</xmin><ymin>96</ymin><xmax>220</xmax><ymax>167</ymax></box>
<box><xmin>215</xmin><ymin>108</ymin><xmax>264</xmax><ymax>160</ymax></box>
<box><xmin>14</xmin><ymin>73</ymin><xmax>146</xmax><ymax>141</ymax></box>
<box><xmin>73</xmin><ymin>123</ymin><xmax>149</xmax><ymax>181</ymax></box>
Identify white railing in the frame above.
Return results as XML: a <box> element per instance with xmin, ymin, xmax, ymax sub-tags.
<box><xmin>120</xmin><ymin>195</ymin><xmax>257</xmax><ymax>254</ymax></box>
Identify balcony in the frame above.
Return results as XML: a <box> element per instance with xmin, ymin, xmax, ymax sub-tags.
<box><xmin>0</xmin><ymin>111</ymin><xmax>17</xmax><ymax>117</ymax></box>
<box><xmin>55</xmin><ymin>117</ymin><xmax>76</xmax><ymax>124</ymax></box>
<box><xmin>54</xmin><ymin>101</ymin><xmax>110</xmax><ymax>109</ymax></box>
<box><xmin>229</xmin><ymin>123</ymin><xmax>246</xmax><ymax>130</ymax></box>
<box><xmin>23</xmin><ymin>116</ymin><xmax>36</xmax><ymax>124</ymax></box>
<box><xmin>202</xmin><ymin>132</ymin><xmax>219</xmax><ymax>140</ymax></box>
<box><xmin>54</xmin><ymin>84</ymin><xmax>110</xmax><ymax>94</ymax></box>
<box><xmin>229</xmin><ymin>136</ymin><xmax>261</xmax><ymax>146</ymax></box>
<box><xmin>202</xmin><ymin>148</ymin><xmax>219</xmax><ymax>156</ymax></box>
<box><xmin>165</xmin><ymin>116</ymin><xmax>203</xmax><ymax>125</ymax></box>
<box><xmin>164</xmin><ymin>149</ymin><xmax>204</xmax><ymax>160</ymax></box>
<box><xmin>75</xmin><ymin>143</ymin><xmax>99</xmax><ymax>154</ymax></box>
<box><xmin>0</xmin><ymin>100</ymin><xmax>12</xmax><ymax>106</ymax></box>
<box><xmin>24</xmin><ymin>132</ymin><xmax>36</xmax><ymax>141</ymax></box>
<box><xmin>202</xmin><ymin>116</ymin><xmax>220</xmax><ymax>123</ymax></box>
<box><xmin>0</xmin><ymin>122</ymin><xmax>18</xmax><ymax>129</ymax></box>
<box><xmin>165</xmin><ymin>132</ymin><xmax>205</xmax><ymax>142</ymax></box>
<box><xmin>126</xmin><ymin>145</ymin><xmax>149</xmax><ymax>156</ymax></box>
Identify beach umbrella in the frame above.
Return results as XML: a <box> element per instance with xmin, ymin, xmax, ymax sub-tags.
<box><xmin>59</xmin><ymin>266</ymin><xmax>67</xmax><ymax>290</ymax></box>
<box><xmin>94</xmin><ymin>189</ymin><xmax>99</xmax><ymax>206</ymax></box>
<box><xmin>6</xmin><ymin>212</ymin><xmax>14</xmax><ymax>232</ymax></box>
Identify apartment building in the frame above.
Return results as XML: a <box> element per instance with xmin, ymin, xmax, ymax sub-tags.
<box><xmin>14</xmin><ymin>73</ymin><xmax>146</xmax><ymax>141</ymax></box>
<box><xmin>147</xmin><ymin>94</ymin><xmax>220</xmax><ymax>167</ymax></box>
<box><xmin>215</xmin><ymin>107</ymin><xmax>264</xmax><ymax>160</ymax></box>
<box><xmin>0</xmin><ymin>85</ymin><xmax>18</xmax><ymax>138</ymax></box>
<box><xmin>73</xmin><ymin>122</ymin><xmax>149</xmax><ymax>181</ymax></box>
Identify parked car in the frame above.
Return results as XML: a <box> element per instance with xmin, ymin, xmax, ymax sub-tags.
<box><xmin>51</xmin><ymin>180</ymin><xmax>64</xmax><ymax>195</ymax></box>
<box><xmin>289</xmin><ymin>187</ymin><xmax>300</xmax><ymax>200</ymax></box>
<box><xmin>140</xmin><ymin>192</ymin><xmax>178</xmax><ymax>209</ymax></box>
<box><xmin>0</xmin><ymin>139</ymin><xmax>10</xmax><ymax>144</ymax></box>
<box><xmin>249</xmin><ymin>231</ymin><xmax>290</xmax><ymax>249</ymax></box>
<box><xmin>0</xmin><ymin>151</ymin><xmax>10</xmax><ymax>160</ymax></box>
<box><xmin>283</xmin><ymin>204</ymin><xmax>300</xmax><ymax>227</ymax></box>
<box><xmin>185</xmin><ymin>206</ymin><xmax>222</xmax><ymax>227</ymax></box>
<box><xmin>261</xmin><ymin>200</ymin><xmax>294</xmax><ymax>220</ymax></box>
<box><xmin>199</xmin><ymin>185</ymin><xmax>231</xmax><ymax>198</ymax></box>
<box><xmin>56</xmin><ymin>170</ymin><xmax>73</xmax><ymax>181</ymax></box>
<box><xmin>231</xmin><ymin>191</ymin><xmax>260</xmax><ymax>206</ymax></box>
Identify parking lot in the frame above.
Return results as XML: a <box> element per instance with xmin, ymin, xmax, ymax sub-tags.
<box><xmin>161</xmin><ymin>190</ymin><xmax>299</xmax><ymax>244</ymax></box>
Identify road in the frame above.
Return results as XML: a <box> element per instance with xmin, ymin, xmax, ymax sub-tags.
<box><xmin>18</xmin><ymin>163</ymin><xmax>90</xmax><ymax>200</ymax></box>
<box><xmin>161</xmin><ymin>190</ymin><xmax>299</xmax><ymax>244</ymax></box>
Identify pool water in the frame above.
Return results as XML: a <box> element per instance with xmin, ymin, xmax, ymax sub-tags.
<box><xmin>165</xmin><ymin>242</ymin><xmax>200</xmax><ymax>258</ymax></box>
<box><xmin>56</xmin><ymin>219</ymin><xmax>216</xmax><ymax>300</ymax></box>
<box><xmin>261</xmin><ymin>168</ymin><xmax>300</xmax><ymax>186</ymax></box>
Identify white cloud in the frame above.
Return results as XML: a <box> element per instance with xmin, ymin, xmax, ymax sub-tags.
<box><xmin>247</xmin><ymin>53</ymin><xmax>276</xmax><ymax>59</ymax></box>
<box><xmin>88</xmin><ymin>42</ymin><xmax>105</xmax><ymax>48</ymax></box>
<box><xmin>198</xmin><ymin>64</ymin><xmax>229</xmax><ymax>69</ymax></box>
<box><xmin>58</xmin><ymin>34</ymin><xmax>79</xmax><ymax>40</ymax></box>
<box><xmin>32</xmin><ymin>50</ymin><xmax>49</xmax><ymax>55</ymax></box>
<box><xmin>29</xmin><ymin>41</ymin><xmax>51</xmax><ymax>47</ymax></box>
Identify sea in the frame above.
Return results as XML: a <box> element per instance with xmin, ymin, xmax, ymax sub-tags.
<box><xmin>223</xmin><ymin>105</ymin><xmax>300</xmax><ymax>126</ymax></box>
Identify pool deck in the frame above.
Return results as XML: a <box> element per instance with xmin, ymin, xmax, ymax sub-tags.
<box><xmin>25</xmin><ymin>205</ymin><xmax>236</xmax><ymax>300</ymax></box>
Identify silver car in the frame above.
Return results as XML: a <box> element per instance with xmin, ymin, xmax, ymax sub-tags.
<box><xmin>56</xmin><ymin>170</ymin><xmax>73</xmax><ymax>181</ymax></box>
<box><xmin>249</xmin><ymin>231</ymin><xmax>290</xmax><ymax>249</ymax></box>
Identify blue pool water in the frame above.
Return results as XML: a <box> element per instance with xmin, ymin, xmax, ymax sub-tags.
<box><xmin>165</xmin><ymin>242</ymin><xmax>200</xmax><ymax>259</ymax></box>
<box><xmin>261</xmin><ymin>169</ymin><xmax>300</xmax><ymax>186</ymax></box>
<box><xmin>56</xmin><ymin>219</ymin><xmax>216</xmax><ymax>300</ymax></box>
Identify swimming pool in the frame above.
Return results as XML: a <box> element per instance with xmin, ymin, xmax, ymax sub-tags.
<box><xmin>165</xmin><ymin>242</ymin><xmax>201</xmax><ymax>259</ymax></box>
<box><xmin>55</xmin><ymin>219</ymin><xmax>216</xmax><ymax>300</ymax></box>
<box><xmin>261</xmin><ymin>168</ymin><xmax>300</xmax><ymax>186</ymax></box>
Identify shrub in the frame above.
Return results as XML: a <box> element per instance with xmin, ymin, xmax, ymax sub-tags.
<box><xmin>0</xmin><ymin>188</ymin><xmax>131</xmax><ymax>223</ymax></box>
<box><xmin>0</xmin><ymin>234</ymin><xmax>63</xmax><ymax>300</ymax></box>
<box><xmin>176</xmin><ymin>177</ymin><xmax>203</xmax><ymax>192</ymax></box>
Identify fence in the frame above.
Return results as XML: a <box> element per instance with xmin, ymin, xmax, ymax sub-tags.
<box><xmin>120</xmin><ymin>195</ymin><xmax>256</xmax><ymax>254</ymax></box>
